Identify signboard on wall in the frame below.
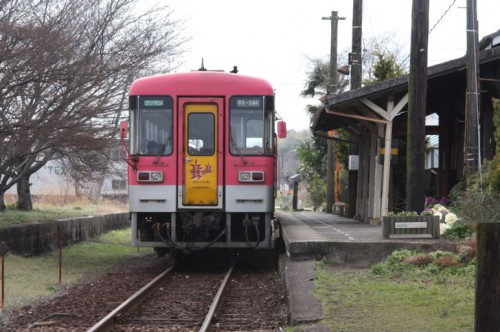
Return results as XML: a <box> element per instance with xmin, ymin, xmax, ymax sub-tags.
<box><xmin>348</xmin><ymin>155</ymin><xmax>359</xmax><ymax>170</ymax></box>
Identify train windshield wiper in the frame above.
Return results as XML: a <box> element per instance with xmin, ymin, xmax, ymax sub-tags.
<box><xmin>153</xmin><ymin>144</ymin><xmax>164</xmax><ymax>165</ymax></box>
<box><xmin>229</xmin><ymin>127</ymin><xmax>247</xmax><ymax>164</ymax></box>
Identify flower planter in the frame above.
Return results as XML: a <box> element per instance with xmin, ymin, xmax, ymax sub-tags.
<box><xmin>382</xmin><ymin>215</ymin><xmax>440</xmax><ymax>239</ymax></box>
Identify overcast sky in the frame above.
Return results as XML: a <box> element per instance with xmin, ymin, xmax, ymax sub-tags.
<box><xmin>145</xmin><ymin>0</ymin><xmax>500</xmax><ymax>131</ymax></box>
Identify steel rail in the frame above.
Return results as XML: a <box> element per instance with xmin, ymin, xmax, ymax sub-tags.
<box><xmin>87</xmin><ymin>266</ymin><xmax>174</xmax><ymax>332</ymax></box>
<box><xmin>200</xmin><ymin>265</ymin><xmax>234</xmax><ymax>332</ymax></box>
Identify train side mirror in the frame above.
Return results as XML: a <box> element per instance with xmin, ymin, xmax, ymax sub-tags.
<box><xmin>120</xmin><ymin>121</ymin><xmax>128</xmax><ymax>139</ymax></box>
<box><xmin>277</xmin><ymin>121</ymin><xmax>287</xmax><ymax>138</ymax></box>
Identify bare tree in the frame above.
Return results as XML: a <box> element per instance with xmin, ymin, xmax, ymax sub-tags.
<box><xmin>0</xmin><ymin>0</ymin><xmax>187</xmax><ymax>210</ymax></box>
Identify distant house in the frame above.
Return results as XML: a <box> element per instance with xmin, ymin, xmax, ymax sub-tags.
<box><xmin>14</xmin><ymin>160</ymin><xmax>76</xmax><ymax>196</ymax></box>
<box><xmin>6</xmin><ymin>145</ymin><xmax>127</xmax><ymax>199</ymax></box>
<box><xmin>100</xmin><ymin>144</ymin><xmax>128</xmax><ymax>198</ymax></box>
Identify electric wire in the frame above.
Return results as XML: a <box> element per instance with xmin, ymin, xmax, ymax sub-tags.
<box><xmin>429</xmin><ymin>0</ymin><xmax>457</xmax><ymax>35</ymax></box>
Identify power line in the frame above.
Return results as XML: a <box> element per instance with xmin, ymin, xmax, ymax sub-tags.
<box><xmin>402</xmin><ymin>0</ymin><xmax>458</xmax><ymax>64</ymax></box>
<box><xmin>429</xmin><ymin>0</ymin><xmax>457</xmax><ymax>34</ymax></box>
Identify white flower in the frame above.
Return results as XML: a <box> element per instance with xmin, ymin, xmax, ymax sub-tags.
<box><xmin>440</xmin><ymin>222</ymin><xmax>451</xmax><ymax>235</ymax></box>
<box><xmin>433</xmin><ymin>204</ymin><xmax>444</xmax><ymax>211</ymax></box>
<box><xmin>445</xmin><ymin>213</ymin><xmax>458</xmax><ymax>225</ymax></box>
<box><xmin>434</xmin><ymin>211</ymin><xmax>443</xmax><ymax>222</ymax></box>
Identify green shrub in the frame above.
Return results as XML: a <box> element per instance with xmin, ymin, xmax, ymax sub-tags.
<box><xmin>442</xmin><ymin>222</ymin><xmax>473</xmax><ymax>240</ymax></box>
<box><xmin>371</xmin><ymin>249</ymin><xmax>476</xmax><ymax>282</ymax></box>
<box><xmin>447</xmin><ymin>99</ymin><xmax>499</xmax><ymax>224</ymax></box>
<box><xmin>308</xmin><ymin>173</ymin><xmax>326</xmax><ymax>211</ymax></box>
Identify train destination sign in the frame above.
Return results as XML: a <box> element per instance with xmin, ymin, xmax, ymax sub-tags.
<box><xmin>233</xmin><ymin>97</ymin><xmax>262</xmax><ymax>108</ymax></box>
<box><xmin>139</xmin><ymin>96</ymin><xmax>172</xmax><ymax>109</ymax></box>
<box><xmin>144</xmin><ymin>99</ymin><xmax>164</xmax><ymax>107</ymax></box>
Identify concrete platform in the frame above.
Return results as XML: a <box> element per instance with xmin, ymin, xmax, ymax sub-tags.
<box><xmin>277</xmin><ymin>210</ymin><xmax>457</xmax><ymax>326</ymax></box>
<box><xmin>277</xmin><ymin>210</ymin><xmax>456</xmax><ymax>265</ymax></box>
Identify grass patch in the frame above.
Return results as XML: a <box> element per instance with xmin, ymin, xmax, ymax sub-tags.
<box><xmin>0</xmin><ymin>229</ymin><xmax>153</xmax><ymax>316</ymax></box>
<box><xmin>311</xmin><ymin>250</ymin><xmax>475</xmax><ymax>332</ymax></box>
<box><xmin>0</xmin><ymin>201</ymin><xmax>126</xmax><ymax>227</ymax></box>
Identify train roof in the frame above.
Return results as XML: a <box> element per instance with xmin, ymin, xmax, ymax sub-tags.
<box><xmin>129</xmin><ymin>71</ymin><xmax>274</xmax><ymax>96</ymax></box>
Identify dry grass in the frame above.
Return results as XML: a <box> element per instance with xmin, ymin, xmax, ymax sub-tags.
<box><xmin>0</xmin><ymin>196</ymin><xmax>133</xmax><ymax>322</ymax></box>
<box><xmin>403</xmin><ymin>254</ymin><xmax>434</xmax><ymax>266</ymax></box>
<box><xmin>0</xmin><ymin>195</ymin><xmax>127</xmax><ymax>227</ymax></box>
<box><xmin>0</xmin><ymin>229</ymin><xmax>153</xmax><ymax>321</ymax></box>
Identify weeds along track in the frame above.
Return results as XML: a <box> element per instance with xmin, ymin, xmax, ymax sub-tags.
<box><xmin>3</xmin><ymin>251</ymin><xmax>286</xmax><ymax>331</ymax></box>
<box><xmin>92</xmin><ymin>253</ymin><xmax>285</xmax><ymax>331</ymax></box>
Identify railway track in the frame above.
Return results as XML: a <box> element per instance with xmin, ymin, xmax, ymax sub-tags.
<box><xmin>85</xmin><ymin>252</ymin><xmax>283</xmax><ymax>331</ymax></box>
<box><xmin>88</xmin><ymin>264</ymin><xmax>234</xmax><ymax>331</ymax></box>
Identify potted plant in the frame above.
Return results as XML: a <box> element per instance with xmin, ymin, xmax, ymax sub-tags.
<box><xmin>382</xmin><ymin>197</ymin><xmax>458</xmax><ymax>239</ymax></box>
<box><xmin>382</xmin><ymin>211</ymin><xmax>440</xmax><ymax>239</ymax></box>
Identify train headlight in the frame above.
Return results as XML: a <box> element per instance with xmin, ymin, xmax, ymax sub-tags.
<box><xmin>238</xmin><ymin>171</ymin><xmax>264</xmax><ymax>182</ymax></box>
<box><xmin>239</xmin><ymin>172</ymin><xmax>251</xmax><ymax>182</ymax></box>
<box><xmin>137</xmin><ymin>171</ymin><xmax>163</xmax><ymax>182</ymax></box>
<box><xmin>150</xmin><ymin>172</ymin><xmax>163</xmax><ymax>181</ymax></box>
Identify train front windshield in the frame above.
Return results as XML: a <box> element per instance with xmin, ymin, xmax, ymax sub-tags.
<box><xmin>229</xmin><ymin>96</ymin><xmax>274</xmax><ymax>156</ymax></box>
<box><xmin>129</xmin><ymin>96</ymin><xmax>173</xmax><ymax>156</ymax></box>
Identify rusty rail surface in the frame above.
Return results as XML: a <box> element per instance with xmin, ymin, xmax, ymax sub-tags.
<box><xmin>88</xmin><ymin>264</ymin><xmax>234</xmax><ymax>331</ymax></box>
<box><xmin>87</xmin><ymin>266</ymin><xmax>174</xmax><ymax>332</ymax></box>
<box><xmin>200</xmin><ymin>265</ymin><xmax>234</xmax><ymax>332</ymax></box>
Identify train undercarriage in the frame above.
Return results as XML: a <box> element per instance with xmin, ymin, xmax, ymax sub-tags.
<box><xmin>131</xmin><ymin>211</ymin><xmax>277</xmax><ymax>256</ymax></box>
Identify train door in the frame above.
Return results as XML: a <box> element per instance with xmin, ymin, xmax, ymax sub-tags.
<box><xmin>178</xmin><ymin>99</ymin><xmax>223</xmax><ymax>209</ymax></box>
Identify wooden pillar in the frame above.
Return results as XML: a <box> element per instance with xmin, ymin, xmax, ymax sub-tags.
<box><xmin>438</xmin><ymin>113</ymin><xmax>447</xmax><ymax>198</ymax></box>
<box><xmin>475</xmin><ymin>223</ymin><xmax>500</xmax><ymax>331</ymax></box>
<box><xmin>367</xmin><ymin>128</ymin><xmax>377</xmax><ymax>220</ymax></box>
<box><xmin>292</xmin><ymin>181</ymin><xmax>298</xmax><ymax>210</ymax></box>
<box><xmin>347</xmin><ymin>0</ymin><xmax>363</xmax><ymax>218</ymax></box>
<box><xmin>406</xmin><ymin>0</ymin><xmax>429</xmax><ymax>213</ymax></box>
<box><xmin>360</xmin><ymin>133</ymin><xmax>370</xmax><ymax>221</ymax></box>
<box><xmin>481</xmin><ymin>96</ymin><xmax>495</xmax><ymax>161</ymax></box>
<box><xmin>381</xmin><ymin>120</ymin><xmax>393</xmax><ymax>216</ymax></box>
<box><xmin>326</xmin><ymin>139</ymin><xmax>334</xmax><ymax>212</ymax></box>
<box><xmin>324</xmin><ymin>11</ymin><xmax>344</xmax><ymax>214</ymax></box>
<box><xmin>373</xmin><ymin>125</ymin><xmax>384</xmax><ymax>219</ymax></box>
<box><xmin>464</xmin><ymin>0</ymin><xmax>481</xmax><ymax>183</ymax></box>
<box><xmin>356</xmin><ymin>132</ymin><xmax>366</xmax><ymax>219</ymax></box>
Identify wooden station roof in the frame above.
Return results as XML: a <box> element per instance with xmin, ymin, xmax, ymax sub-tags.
<box><xmin>312</xmin><ymin>45</ymin><xmax>500</xmax><ymax>133</ymax></box>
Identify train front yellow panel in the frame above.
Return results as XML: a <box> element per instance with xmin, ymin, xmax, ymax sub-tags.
<box><xmin>183</xmin><ymin>103</ymin><xmax>218</xmax><ymax>206</ymax></box>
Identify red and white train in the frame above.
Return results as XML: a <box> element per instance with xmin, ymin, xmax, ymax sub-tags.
<box><xmin>120</xmin><ymin>70</ymin><xmax>286</xmax><ymax>255</ymax></box>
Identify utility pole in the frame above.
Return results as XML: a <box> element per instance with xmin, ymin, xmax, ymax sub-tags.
<box><xmin>322</xmin><ymin>11</ymin><xmax>345</xmax><ymax>214</ymax></box>
<box><xmin>469</xmin><ymin>1</ymin><xmax>497</xmax><ymax>330</ymax></box>
<box><xmin>406</xmin><ymin>0</ymin><xmax>429</xmax><ymax>213</ymax></box>
<box><xmin>465</xmin><ymin>0</ymin><xmax>481</xmax><ymax>187</ymax></box>
<box><xmin>347</xmin><ymin>0</ymin><xmax>362</xmax><ymax>218</ymax></box>
<box><xmin>350</xmin><ymin>0</ymin><xmax>362</xmax><ymax>89</ymax></box>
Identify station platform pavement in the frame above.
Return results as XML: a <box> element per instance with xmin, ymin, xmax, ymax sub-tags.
<box><xmin>276</xmin><ymin>210</ymin><xmax>457</xmax><ymax>327</ymax></box>
<box><xmin>277</xmin><ymin>210</ymin><xmax>456</xmax><ymax>265</ymax></box>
